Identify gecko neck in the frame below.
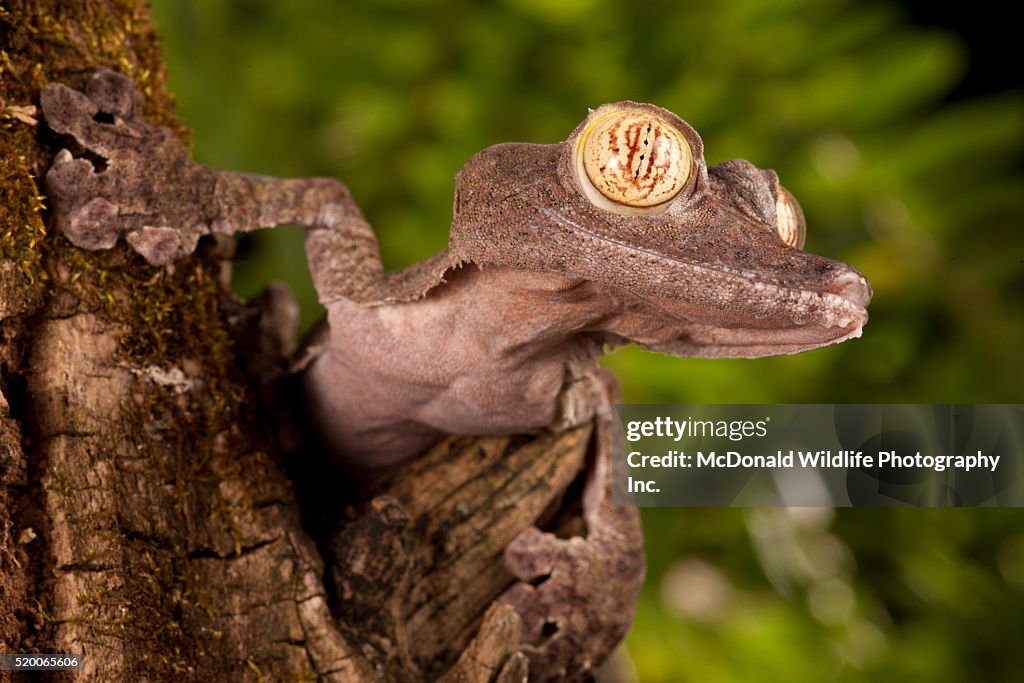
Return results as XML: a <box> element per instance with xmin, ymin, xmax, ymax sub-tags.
<box><xmin>300</xmin><ymin>264</ymin><xmax>633</xmax><ymax>470</ymax></box>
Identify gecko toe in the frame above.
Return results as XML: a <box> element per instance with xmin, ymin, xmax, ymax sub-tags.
<box><xmin>63</xmin><ymin>197</ymin><xmax>122</xmax><ymax>250</ymax></box>
<box><xmin>504</xmin><ymin>526</ymin><xmax>564</xmax><ymax>580</ymax></box>
<box><xmin>40</xmin><ymin>77</ymin><xmax>144</xmax><ymax>157</ymax></box>
<box><xmin>40</xmin><ymin>82</ymin><xmax>98</xmax><ymax>138</ymax></box>
<box><xmin>85</xmin><ymin>68</ymin><xmax>145</xmax><ymax>121</ymax></box>
<box><xmin>127</xmin><ymin>227</ymin><xmax>201</xmax><ymax>266</ymax></box>
<box><xmin>45</xmin><ymin>157</ymin><xmax>99</xmax><ymax>211</ymax></box>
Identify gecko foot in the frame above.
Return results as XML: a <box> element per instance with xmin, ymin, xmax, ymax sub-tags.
<box><xmin>498</xmin><ymin>423</ymin><xmax>645</xmax><ymax>683</ymax></box>
<box><xmin>41</xmin><ymin>69</ymin><xmax>215</xmax><ymax>265</ymax></box>
<box><xmin>499</xmin><ymin>512</ymin><xmax>644</xmax><ymax>682</ymax></box>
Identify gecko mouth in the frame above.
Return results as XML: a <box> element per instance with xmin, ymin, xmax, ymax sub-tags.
<box><xmin>638</xmin><ymin>276</ymin><xmax>871</xmax><ymax>359</ymax></box>
<box><xmin>647</xmin><ymin>316</ymin><xmax>867</xmax><ymax>358</ymax></box>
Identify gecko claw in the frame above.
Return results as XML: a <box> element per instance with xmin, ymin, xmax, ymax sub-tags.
<box><xmin>53</xmin><ymin>148</ymin><xmax>74</xmax><ymax>165</ymax></box>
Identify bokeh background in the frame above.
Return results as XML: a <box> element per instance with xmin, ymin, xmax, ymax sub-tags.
<box><xmin>149</xmin><ymin>1</ymin><xmax>1023</xmax><ymax>680</ymax></box>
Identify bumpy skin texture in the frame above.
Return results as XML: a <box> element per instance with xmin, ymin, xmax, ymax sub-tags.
<box><xmin>41</xmin><ymin>70</ymin><xmax>871</xmax><ymax>681</ymax></box>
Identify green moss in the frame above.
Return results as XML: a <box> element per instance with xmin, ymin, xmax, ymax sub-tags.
<box><xmin>57</xmin><ymin>242</ymin><xmax>245</xmax><ymax>428</ymax></box>
<box><xmin>0</xmin><ymin>132</ymin><xmax>47</xmax><ymax>287</ymax></box>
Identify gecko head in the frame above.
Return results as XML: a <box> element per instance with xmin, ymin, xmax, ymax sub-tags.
<box><xmin>449</xmin><ymin>102</ymin><xmax>871</xmax><ymax>358</ymax></box>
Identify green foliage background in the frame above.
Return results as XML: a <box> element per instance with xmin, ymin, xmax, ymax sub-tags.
<box><xmin>150</xmin><ymin>1</ymin><xmax>1023</xmax><ymax>680</ymax></box>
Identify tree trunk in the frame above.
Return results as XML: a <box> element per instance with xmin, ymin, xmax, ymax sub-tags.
<box><xmin>0</xmin><ymin>2</ymin><xmax>590</xmax><ymax>680</ymax></box>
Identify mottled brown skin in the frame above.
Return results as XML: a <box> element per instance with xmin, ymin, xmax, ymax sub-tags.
<box><xmin>41</xmin><ymin>70</ymin><xmax>871</xmax><ymax>681</ymax></box>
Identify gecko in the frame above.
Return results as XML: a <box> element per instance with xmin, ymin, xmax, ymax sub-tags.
<box><xmin>40</xmin><ymin>69</ymin><xmax>871</xmax><ymax>681</ymax></box>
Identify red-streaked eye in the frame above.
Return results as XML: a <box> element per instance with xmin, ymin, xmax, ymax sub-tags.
<box><xmin>575</xmin><ymin>109</ymin><xmax>692</xmax><ymax>215</ymax></box>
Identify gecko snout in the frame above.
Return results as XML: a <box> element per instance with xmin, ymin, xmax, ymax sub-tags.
<box><xmin>827</xmin><ymin>269</ymin><xmax>872</xmax><ymax>309</ymax></box>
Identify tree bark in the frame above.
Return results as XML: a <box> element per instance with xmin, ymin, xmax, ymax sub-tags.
<box><xmin>0</xmin><ymin>2</ymin><xmax>591</xmax><ymax>680</ymax></box>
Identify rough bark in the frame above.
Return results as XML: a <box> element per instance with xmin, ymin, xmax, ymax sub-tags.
<box><xmin>0</xmin><ymin>1</ymin><xmax>593</xmax><ymax>680</ymax></box>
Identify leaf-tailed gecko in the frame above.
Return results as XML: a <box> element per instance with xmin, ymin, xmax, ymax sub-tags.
<box><xmin>40</xmin><ymin>69</ymin><xmax>870</xmax><ymax>681</ymax></box>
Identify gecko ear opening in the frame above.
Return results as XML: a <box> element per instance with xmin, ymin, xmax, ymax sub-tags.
<box><xmin>574</xmin><ymin>108</ymin><xmax>692</xmax><ymax>216</ymax></box>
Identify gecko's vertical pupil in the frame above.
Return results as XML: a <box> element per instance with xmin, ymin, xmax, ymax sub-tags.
<box><xmin>636</xmin><ymin>124</ymin><xmax>652</xmax><ymax>178</ymax></box>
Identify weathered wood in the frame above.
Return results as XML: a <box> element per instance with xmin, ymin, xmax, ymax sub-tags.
<box><xmin>437</xmin><ymin>603</ymin><xmax>526</xmax><ymax>683</ymax></box>
<box><xmin>328</xmin><ymin>427</ymin><xmax>590</xmax><ymax>679</ymax></box>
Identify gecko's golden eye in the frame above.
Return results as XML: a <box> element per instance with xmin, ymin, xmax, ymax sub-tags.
<box><xmin>775</xmin><ymin>186</ymin><xmax>806</xmax><ymax>249</ymax></box>
<box><xmin>575</xmin><ymin>110</ymin><xmax>692</xmax><ymax>215</ymax></box>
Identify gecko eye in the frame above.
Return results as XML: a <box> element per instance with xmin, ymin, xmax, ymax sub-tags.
<box><xmin>775</xmin><ymin>186</ymin><xmax>806</xmax><ymax>249</ymax></box>
<box><xmin>574</xmin><ymin>109</ymin><xmax>692</xmax><ymax>215</ymax></box>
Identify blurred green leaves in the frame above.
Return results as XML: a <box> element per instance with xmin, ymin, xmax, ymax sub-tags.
<box><xmin>150</xmin><ymin>0</ymin><xmax>1023</xmax><ymax>680</ymax></box>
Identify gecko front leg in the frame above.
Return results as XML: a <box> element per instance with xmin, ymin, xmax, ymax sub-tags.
<box><xmin>41</xmin><ymin>68</ymin><xmax>383</xmax><ymax>306</ymax></box>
